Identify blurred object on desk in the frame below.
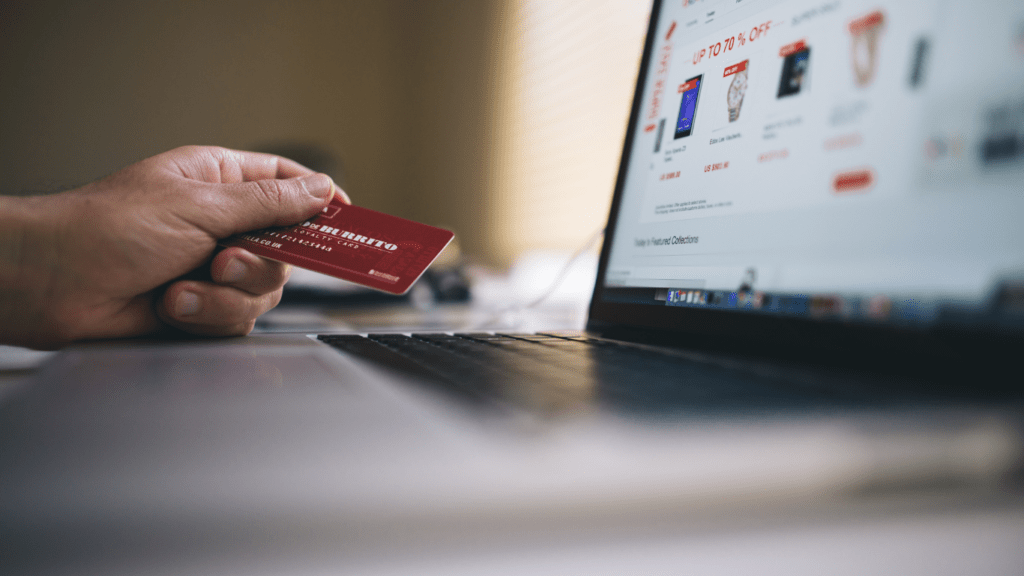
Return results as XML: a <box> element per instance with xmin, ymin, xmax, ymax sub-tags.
<box><xmin>0</xmin><ymin>346</ymin><xmax>55</xmax><ymax>372</ymax></box>
<box><xmin>0</xmin><ymin>346</ymin><xmax>56</xmax><ymax>405</ymax></box>
<box><xmin>277</xmin><ymin>232</ymin><xmax>470</xmax><ymax>308</ymax></box>
<box><xmin>258</xmin><ymin>234</ymin><xmax>470</xmax><ymax>333</ymax></box>
<box><xmin>467</xmin><ymin>249</ymin><xmax>599</xmax><ymax>332</ymax></box>
<box><xmin>258</xmin><ymin>245</ymin><xmax>598</xmax><ymax>334</ymax></box>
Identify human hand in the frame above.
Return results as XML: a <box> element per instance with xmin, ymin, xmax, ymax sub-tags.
<box><xmin>0</xmin><ymin>146</ymin><xmax>348</xmax><ymax>349</ymax></box>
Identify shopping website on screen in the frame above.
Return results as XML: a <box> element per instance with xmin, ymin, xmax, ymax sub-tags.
<box><xmin>603</xmin><ymin>0</ymin><xmax>1024</xmax><ymax>327</ymax></box>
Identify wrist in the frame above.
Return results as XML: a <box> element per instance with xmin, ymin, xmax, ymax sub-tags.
<box><xmin>0</xmin><ymin>194</ymin><xmax>66</xmax><ymax>348</ymax></box>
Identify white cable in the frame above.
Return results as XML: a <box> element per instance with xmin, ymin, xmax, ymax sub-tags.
<box><xmin>465</xmin><ymin>227</ymin><xmax>605</xmax><ymax>330</ymax></box>
<box><xmin>517</xmin><ymin>226</ymin><xmax>606</xmax><ymax>311</ymax></box>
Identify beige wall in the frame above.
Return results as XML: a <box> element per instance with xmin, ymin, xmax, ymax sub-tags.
<box><xmin>488</xmin><ymin>0</ymin><xmax>648</xmax><ymax>264</ymax></box>
<box><xmin>397</xmin><ymin>1</ymin><xmax>499</xmax><ymax>266</ymax></box>
<box><xmin>1</xmin><ymin>2</ymin><xmax>385</xmax><ymax>204</ymax></box>
<box><xmin>0</xmin><ymin>0</ymin><xmax>647</xmax><ymax>267</ymax></box>
<box><xmin>0</xmin><ymin>1</ymin><xmax>496</xmax><ymax>240</ymax></box>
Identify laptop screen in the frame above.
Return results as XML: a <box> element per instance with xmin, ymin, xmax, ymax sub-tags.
<box><xmin>599</xmin><ymin>0</ymin><xmax>1024</xmax><ymax>333</ymax></box>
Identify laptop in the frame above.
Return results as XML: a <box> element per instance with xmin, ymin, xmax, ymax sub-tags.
<box><xmin>3</xmin><ymin>0</ymin><xmax>1023</xmax><ymax>572</ymax></box>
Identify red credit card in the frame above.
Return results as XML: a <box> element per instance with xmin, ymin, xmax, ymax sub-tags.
<box><xmin>220</xmin><ymin>196</ymin><xmax>454</xmax><ymax>295</ymax></box>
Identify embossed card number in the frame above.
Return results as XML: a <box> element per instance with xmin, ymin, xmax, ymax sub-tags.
<box><xmin>221</xmin><ymin>195</ymin><xmax>454</xmax><ymax>295</ymax></box>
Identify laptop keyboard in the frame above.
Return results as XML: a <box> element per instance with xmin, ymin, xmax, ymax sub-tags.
<box><xmin>318</xmin><ymin>332</ymin><xmax>868</xmax><ymax>416</ymax></box>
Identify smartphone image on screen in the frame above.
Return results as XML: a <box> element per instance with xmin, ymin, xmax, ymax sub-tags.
<box><xmin>777</xmin><ymin>47</ymin><xmax>810</xmax><ymax>98</ymax></box>
<box><xmin>674</xmin><ymin>74</ymin><xmax>703</xmax><ymax>139</ymax></box>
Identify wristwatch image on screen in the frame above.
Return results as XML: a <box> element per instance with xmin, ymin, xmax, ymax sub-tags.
<box><xmin>727</xmin><ymin>62</ymin><xmax>749</xmax><ymax>122</ymax></box>
<box><xmin>849</xmin><ymin>10</ymin><xmax>885</xmax><ymax>87</ymax></box>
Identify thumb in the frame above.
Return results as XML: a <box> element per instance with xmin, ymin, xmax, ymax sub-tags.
<box><xmin>206</xmin><ymin>173</ymin><xmax>337</xmax><ymax>238</ymax></box>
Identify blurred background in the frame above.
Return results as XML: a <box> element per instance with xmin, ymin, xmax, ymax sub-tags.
<box><xmin>0</xmin><ymin>0</ymin><xmax>649</xmax><ymax>269</ymax></box>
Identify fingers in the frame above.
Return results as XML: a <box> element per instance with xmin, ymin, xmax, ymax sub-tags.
<box><xmin>163</xmin><ymin>145</ymin><xmax>353</xmax><ymax>238</ymax></box>
<box><xmin>165</xmin><ymin>146</ymin><xmax>317</xmax><ymax>183</ymax></box>
<box><xmin>170</xmin><ymin>146</ymin><xmax>352</xmax><ymax>191</ymax></box>
<box><xmin>211</xmin><ymin>247</ymin><xmax>292</xmax><ymax>295</ymax></box>
<box><xmin>158</xmin><ymin>247</ymin><xmax>292</xmax><ymax>338</ymax></box>
<box><xmin>159</xmin><ymin>280</ymin><xmax>283</xmax><ymax>337</ymax></box>
<box><xmin>199</xmin><ymin>172</ymin><xmax>341</xmax><ymax>238</ymax></box>
<box><xmin>226</xmin><ymin>149</ymin><xmax>317</xmax><ymax>181</ymax></box>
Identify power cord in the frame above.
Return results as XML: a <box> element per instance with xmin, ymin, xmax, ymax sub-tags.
<box><xmin>465</xmin><ymin>227</ymin><xmax>605</xmax><ymax>330</ymax></box>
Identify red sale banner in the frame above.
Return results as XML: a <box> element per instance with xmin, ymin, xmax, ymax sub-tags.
<box><xmin>692</xmin><ymin>20</ymin><xmax>772</xmax><ymax>65</ymax></box>
<box><xmin>723</xmin><ymin>60</ymin><xmax>748</xmax><ymax>77</ymax></box>
<box><xmin>647</xmin><ymin>43</ymin><xmax>672</xmax><ymax>120</ymax></box>
<box><xmin>678</xmin><ymin>79</ymin><xmax>699</xmax><ymax>93</ymax></box>
<box><xmin>849</xmin><ymin>11</ymin><xmax>884</xmax><ymax>34</ymax></box>
<box><xmin>779</xmin><ymin>40</ymin><xmax>807</xmax><ymax>57</ymax></box>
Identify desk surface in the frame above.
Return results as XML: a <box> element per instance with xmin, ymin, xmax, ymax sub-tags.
<box><xmin>2</xmin><ymin>304</ymin><xmax>1022</xmax><ymax>575</ymax></box>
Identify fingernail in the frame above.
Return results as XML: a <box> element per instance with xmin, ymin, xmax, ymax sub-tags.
<box><xmin>176</xmin><ymin>291</ymin><xmax>202</xmax><ymax>317</ymax></box>
<box><xmin>336</xmin><ymin>186</ymin><xmax>352</xmax><ymax>204</ymax></box>
<box><xmin>222</xmin><ymin>257</ymin><xmax>247</xmax><ymax>283</ymax></box>
<box><xmin>302</xmin><ymin>173</ymin><xmax>333</xmax><ymax>200</ymax></box>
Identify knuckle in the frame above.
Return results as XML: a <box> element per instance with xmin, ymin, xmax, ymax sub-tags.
<box><xmin>253</xmin><ymin>178</ymin><xmax>285</xmax><ymax>209</ymax></box>
<box><xmin>235</xmin><ymin>295</ymin><xmax>263</xmax><ymax>324</ymax></box>
<box><xmin>207</xmin><ymin>291</ymin><xmax>252</xmax><ymax>325</ymax></box>
<box><xmin>267</xmin><ymin>263</ymin><xmax>290</xmax><ymax>289</ymax></box>
<box><xmin>219</xmin><ymin>321</ymin><xmax>254</xmax><ymax>337</ymax></box>
<box><xmin>189</xmin><ymin>184</ymin><xmax>221</xmax><ymax>210</ymax></box>
<box><xmin>188</xmin><ymin>144</ymin><xmax>225</xmax><ymax>156</ymax></box>
<box><xmin>173</xmin><ymin>144</ymin><xmax>221</xmax><ymax>162</ymax></box>
<box><xmin>225</xmin><ymin>320</ymin><xmax>256</xmax><ymax>337</ymax></box>
<box><xmin>246</xmin><ymin>292</ymin><xmax>277</xmax><ymax>321</ymax></box>
<box><xmin>269</xmin><ymin>289</ymin><xmax>283</xmax><ymax>309</ymax></box>
<box><xmin>170</xmin><ymin>144</ymin><xmax>200</xmax><ymax>156</ymax></box>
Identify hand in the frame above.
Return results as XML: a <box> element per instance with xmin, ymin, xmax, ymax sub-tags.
<box><xmin>0</xmin><ymin>146</ymin><xmax>348</xmax><ymax>349</ymax></box>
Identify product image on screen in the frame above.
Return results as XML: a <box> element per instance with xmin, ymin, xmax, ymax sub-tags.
<box><xmin>674</xmin><ymin>75</ymin><xmax>703</xmax><ymax>139</ymax></box>
<box><xmin>850</xmin><ymin>10</ymin><xmax>885</xmax><ymax>86</ymax></box>
<box><xmin>602</xmin><ymin>0</ymin><xmax>1024</xmax><ymax>334</ymax></box>
<box><xmin>725</xmin><ymin>60</ymin><xmax>749</xmax><ymax>122</ymax></box>
<box><xmin>908</xmin><ymin>37</ymin><xmax>929</xmax><ymax>88</ymax></box>
<box><xmin>777</xmin><ymin>45</ymin><xmax>810</xmax><ymax>98</ymax></box>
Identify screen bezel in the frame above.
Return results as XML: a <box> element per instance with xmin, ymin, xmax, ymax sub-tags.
<box><xmin>586</xmin><ymin>0</ymin><xmax>1022</xmax><ymax>365</ymax></box>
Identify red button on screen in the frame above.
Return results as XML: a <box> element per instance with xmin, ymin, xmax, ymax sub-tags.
<box><xmin>833</xmin><ymin>169</ymin><xmax>874</xmax><ymax>193</ymax></box>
